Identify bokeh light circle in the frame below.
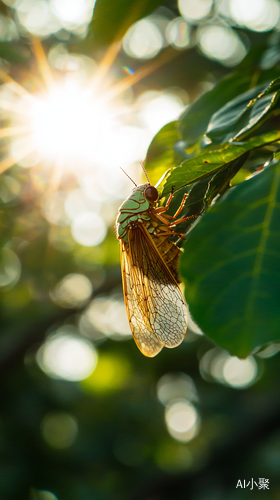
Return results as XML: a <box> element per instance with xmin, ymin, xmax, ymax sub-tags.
<box><xmin>37</xmin><ymin>329</ymin><xmax>98</xmax><ymax>381</ymax></box>
<box><xmin>229</xmin><ymin>0</ymin><xmax>280</xmax><ymax>32</ymax></box>
<box><xmin>123</xmin><ymin>18</ymin><xmax>163</xmax><ymax>59</ymax></box>
<box><xmin>199</xmin><ymin>348</ymin><xmax>258</xmax><ymax>389</ymax></box>
<box><xmin>71</xmin><ymin>212</ymin><xmax>107</xmax><ymax>246</ymax></box>
<box><xmin>50</xmin><ymin>273</ymin><xmax>92</xmax><ymax>308</ymax></box>
<box><xmin>165</xmin><ymin>400</ymin><xmax>200</xmax><ymax>442</ymax></box>
<box><xmin>178</xmin><ymin>0</ymin><xmax>213</xmax><ymax>22</ymax></box>
<box><xmin>50</xmin><ymin>0</ymin><xmax>96</xmax><ymax>28</ymax></box>
<box><xmin>166</xmin><ymin>17</ymin><xmax>190</xmax><ymax>48</ymax></box>
<box><xmin>41</xmin><ymin>411</ymin><xmax>78</xmax><ymax>449</ymax></box>
<box><xmin>157</xmin><ymin>373</ymin><xmax>197</xmax><ymax>406</ymax></box>
<box><xmin>0</xmin><ymin>248</ymin><xmax>21</xmax><ymax>288</ymax></box>
<box><xmin>198</xmin><ymin>24</ymin><xmax>247</xmax><ymax>66</ymax></box>
<box><xmin>138</xmin><ymin>91</ymin><xmax>186</xmax><ymax>134</ymax></box>
<box><xmin>223</xmin><ymin>356</ymin><xmax>257</xmax><ymax>388</ymax></box>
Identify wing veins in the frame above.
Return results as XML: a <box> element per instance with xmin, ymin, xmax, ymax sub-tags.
<box><xmin>121</xmin><ymin>223</ymin><xmax>188</xmax><ymax>356</ymax></box>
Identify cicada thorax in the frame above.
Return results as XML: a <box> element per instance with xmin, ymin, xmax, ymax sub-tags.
<box><xmin>116</xmin><ymin>183</ymin><xmax>151</xmax><ymax>243</ymax></box>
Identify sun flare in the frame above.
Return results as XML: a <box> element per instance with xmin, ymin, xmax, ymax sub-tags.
<box><xmin>29</xmin><ymin>80</ymin><xmax>115</xmax><ymax>164</ymax></box>
<box><xmin>0</xmin><ymin>37</ymin><xmax>186</xmax><ymax>230</ymax></box>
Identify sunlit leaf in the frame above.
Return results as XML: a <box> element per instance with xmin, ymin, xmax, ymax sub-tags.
<box><xmin>162</xmin><ymin>130</ymin><xmax>280</xmax><ymax>196</ymax></box>
<box><xmin>145</xmin><ymin>121</ymin><xmax>184</xmax><ymax>188</ymax></box>
<box><xmin>180</xmin><ymin>160</ymin><xmax>280</xmax><ymax>358</ymax></box>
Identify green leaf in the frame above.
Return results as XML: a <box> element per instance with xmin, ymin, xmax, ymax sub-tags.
<box><xmin>179</xmin><ymin>70</ymin><xmax>278</xmax><ymax>147</ymax></box>
<box><xmin>145</xmin><ymin>121</ymin><xmax>185</xmax><ymax>188</ymax></box>
<box><xmin>206</xmin><ymin>83</ymin><xmax>265</xmax><ymax>143</ymax></box>
<box><xmin>204</xmin><ymin>153</ymin><xmax>250</xmax><ymax>207</ymax></box>
<box><xmin>235</xmin><ymin>78</ymin><xmax>280</xmax><ymax>141</ymax></box>
<box><xmin>162</xmin><ymin>130</ymin><xmax>280</xmax><ymax>196</ymax></box>
<box><xmin>168</xmin><ymin>177</ymin><xmax>211</xmax><ymax>238</ymax></box>
<box><xmin>90</xmin><ymin>0</ymin><xmax>164</xmax><ymax>46</ymax></box>
<box><xmin>180</xmin><ymin>160</ymin><xmax>280</xmax><ymax>358</ymax></box>
<box><xmin>207</xmin><ymin>78</ymin><xmax>280</xmax><ymax>144</ymax></box>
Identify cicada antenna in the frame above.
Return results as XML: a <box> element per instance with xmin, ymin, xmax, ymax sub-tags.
<box><xmin>119</xmin><ymin>167</ymin><xmax>137</xmax><ymax>187</ymax></box>
<box><xmin>139</xmin><ymin>161</ymin><xmax>150</xmax><ymax>184</ymax></box>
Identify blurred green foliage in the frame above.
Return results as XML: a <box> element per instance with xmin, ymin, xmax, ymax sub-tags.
<box><xmin>90</xmin><ymin>0</ymin><xmax>167</xmax><ymax>45</ymax></box>
<box><xmin>0</xmin><ymin>0</ymin><xmax>280</xmax><ymax>500</ymax></box>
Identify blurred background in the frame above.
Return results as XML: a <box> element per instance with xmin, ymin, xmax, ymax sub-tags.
<box><xmin>0</xmin><ymin>0</ymin><xmax>280</xmax><ymax>498</ymax></box>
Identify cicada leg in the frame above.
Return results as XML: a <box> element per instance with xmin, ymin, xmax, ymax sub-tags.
<box><xmin>154</xmin><ymin>192</ymin><xmax>188</xmax><ymax>216</ymax></box>
<box><xmin>153</xmin><ymin>230</ymin><xmax>185</xmax><ymax>238</ymax></box>
<box><xmin>170</xmin><ymin>207</ymin><xmax>205</xmax><ymax>227</ymax></box>
<box><xmin>154</xmin><ymin>191</ymin><xmax>204</xmax><ymax>228</ymax></box>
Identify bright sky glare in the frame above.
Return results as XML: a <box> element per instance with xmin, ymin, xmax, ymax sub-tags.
<box><xmin>6</xmin><ymin>68</ymin><xmax>184</xmax><ymax>182</ymax></box>
<box><xmin>29</xmin><ymin>81</ymin><xmax>114</xmax><ymax>164</ymax></box>
<box><xmin>0</xmin><ymin>42</ymin><xmax>193</xmax><ymax>255</ymax></box>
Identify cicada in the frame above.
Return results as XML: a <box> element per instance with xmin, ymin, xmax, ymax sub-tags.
<box><xmin>116</xmin><ymin>165</ymin><xmax>196</xmax><ymax>357</ymax></box>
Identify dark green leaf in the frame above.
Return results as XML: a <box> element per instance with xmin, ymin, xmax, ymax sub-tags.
<box><xmin>162</xmin><ymin>130</ymin><xmax>280</xmax><ymax>196</ymax></box>
<box><xmin>179</xmin><ymin>69</ymin><xmax>279</xmax><ymax>147</ymax></box>
<box><xmin>180</xmin><ymin>160</ymin><xmax>280</xmax><ymax>358</ymax></box>
<box><xmin>169</xmin><ymin>177</ymin><xmax>211</xmax><ymax>239</ymax></box>
<box><xmin>204</xmin><ymin>153</ymin><xmax>250</xmax><ymax>207</ymax></box>
<box><xmin>207</xmin><ymin>78</ymin><xmax>280</xmax><ymax>144</ymax></box>
<box><xmin>206</xmin><ymin>83</ymin><xmax>266</xmax><ymax>143</ymax></box>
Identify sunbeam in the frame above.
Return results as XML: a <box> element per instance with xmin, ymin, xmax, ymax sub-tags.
<box><xmin>0</xmin><ymin>38</ymin><xmax>186</xmax><ymax>200</ymax></box>
<box><xmin>32</xmin><ymin>37</ymin><xmax>55</xmax><ymax>89</ymax></box>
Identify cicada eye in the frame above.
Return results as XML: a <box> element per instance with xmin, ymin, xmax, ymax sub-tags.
<box><xmin>144</xmin><ymin>185</ymin><xmax>158</xmax><ymax>202</ymax></box>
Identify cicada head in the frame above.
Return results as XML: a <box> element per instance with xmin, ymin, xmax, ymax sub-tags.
<box><xmin>144</xmin><ymin>184</ymin><xmax>158</xmax><ymax>203</ymax></box>
<box><xmin>118</xmin><ymin>183</ymin><xmax>159</xmax><ymax>213</ymax></box>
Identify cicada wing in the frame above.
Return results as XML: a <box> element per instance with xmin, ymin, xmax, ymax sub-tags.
<box><xmin>121</xmin><ymin>242</ymin><xmax>163</xmax><ymax>357</ymax></box>
<box><xmin>121</xmin><ymin>224</ymin><xmax>188</xmax><ymax>356</ymax></box>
